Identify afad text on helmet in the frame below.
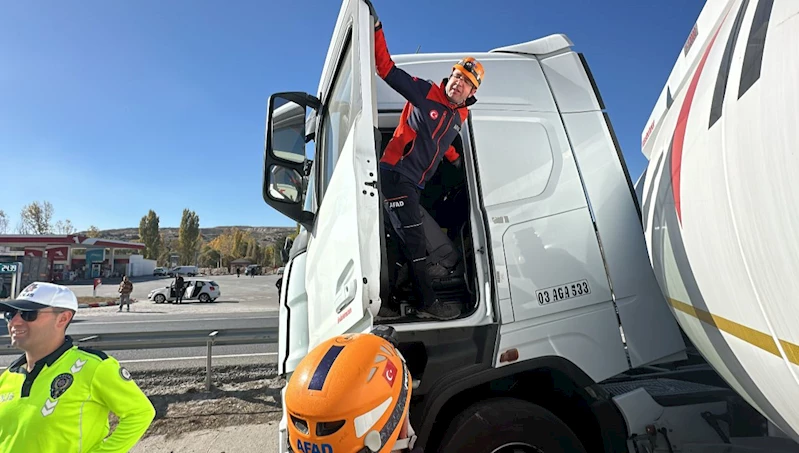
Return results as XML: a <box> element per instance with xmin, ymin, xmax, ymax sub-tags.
<box><xmin>295</xmin><ymin>440</ymin><xmax>333</xmax><ymax>453</ymax></box>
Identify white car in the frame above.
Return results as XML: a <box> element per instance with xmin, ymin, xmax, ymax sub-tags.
<box><xmin>152</xmin><ymin>267</ymin><xmax>168</xmax><ymax>276</ymax></box>
<box><xmin>148</xmin><ymin>278</ymin><xmax>220</xmax><ymax>303</ymax></box>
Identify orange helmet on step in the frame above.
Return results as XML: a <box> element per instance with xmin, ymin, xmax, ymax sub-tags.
<box><xmin>285</xmin><ymin>327</ymin><xmax>412</xmax><ymax>453</ymax></box>
<box><xmin>453</xmin><ymin>56</ymin><xmax>484</xmax><ymax>88</ymax></box>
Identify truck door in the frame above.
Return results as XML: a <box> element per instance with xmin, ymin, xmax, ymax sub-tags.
<box><xmin>302</xmin><ymin>0</ymin><xmax>380</xmax><ymax>349</ymax></box>
<box><xmin>466</xmin><ymin>50</ymin><xmax>631</xmax><ymax>381</ymax></box>
<box><xmin>534</xmin><ymin>45</ymin><xmax>687</xmax><ymax>368</ymax></box>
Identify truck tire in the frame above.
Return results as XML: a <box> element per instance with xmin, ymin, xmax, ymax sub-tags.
<box><xmin>436</xmin><ymin>397</ymin><xmax>587</xmax><ymax>453</ymax></box>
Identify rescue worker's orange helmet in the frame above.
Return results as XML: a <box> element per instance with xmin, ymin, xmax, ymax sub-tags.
<box><xmin>453</xmin><ymin>56</ymin><xmax>485</xmax><ymax>88</ymax></box>
<box><xmin>285</xmin><ymin>329</ymin><xmax>412</xmax><ymax>453</ymax></box>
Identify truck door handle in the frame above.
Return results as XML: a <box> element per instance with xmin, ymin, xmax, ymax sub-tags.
<box><xmin>335</xmin><ymin>279</ymin><xmax>357</xmax><ymax>313</ymax></box>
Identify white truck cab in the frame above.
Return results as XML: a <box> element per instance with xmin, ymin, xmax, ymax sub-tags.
<box><xmin>262</xmin><ymin>1</ymin><xmax>799</xmax><ymax>452</ymax></box>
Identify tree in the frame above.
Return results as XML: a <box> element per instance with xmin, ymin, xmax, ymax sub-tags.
<box><xmin>245</xmin><ymin>238</ymin><xmax>255</xmax><ymax>260</ymax></box>
<box><xmin>85</xmin><ymin>225</ymin><xmax>101</xmax><ymax>237</ymax></box>
<box><xmin>198</xmin><ymin>245</ymin><xmax>221</xmax><ymax>268</ymax></box>
<box><xmin>207</xmin><ymin>227</ymin><xmax>262</xmax><ymax>268</ymax></box>
<box><xmin>54</xmin><ymin>220</ymin><xmax>76</xmax><ymax>234</ymax></box>
<box><xmin>178</xmin><ymin>209</ymin><xmax>201</xmax><ymax>265</ymax></box>
<box><xmin>138</xmin><ymin>210</ymin><xmax>162</xmax><ymax>260</ymax></box>
<box><xmin>208</xmin><ymin>230</ymin><xmax>235</xmax><ymax>265</ymax></box>
<box><xmin>158</xmin><ymin>232</ymin><xmax>175</xmax><ymax>266</ymax></box>
<box><xmin>262</xmin><ymin>244</ymin><xmax>276</xmax><ymax>268</ymax></box>
<box><xmin>0</xmin><ymin>210</ymin><xmax>8</xmax><ymax>234</ymax></box>
<box><xmin>253</xmin><ymin>240</ymin><xmax>264</xmax><ymax>264</ymax></box>
<box><xmin>289</xmin><ymin>222</ymin><xmax>300</xmax><ymax>240</ymax></box>
<box><xmin>19</xmin><ymin>201</ymin><xmax>53</xmax><ymax>234</ymax></box>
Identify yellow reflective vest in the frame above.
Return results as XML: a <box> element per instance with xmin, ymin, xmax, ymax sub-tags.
<box><xmin>0</xmin><ymin>337</ymin><xmax>155</xmax><ymax>452</ymax></box>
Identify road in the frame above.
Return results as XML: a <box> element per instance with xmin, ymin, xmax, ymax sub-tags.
<box><xmin>0</xmin><ymin>274</ymin><xmax>284</xmax><ymax>372</ymax></box>
<box><xmin>72</xmin><ymin>273</ymin><xmax>282</xmax><ymax>311</ymax></box>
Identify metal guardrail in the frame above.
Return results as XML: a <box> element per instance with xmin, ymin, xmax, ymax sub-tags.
<box><xmin>0</xmin><ymin>326</ymin><xmax>280</xmax><ymax>391</ymax></box>
<box><xmin>0</xmin><ymin>327</ymin><xmax>279</xmax><ymax>355</ymax></box>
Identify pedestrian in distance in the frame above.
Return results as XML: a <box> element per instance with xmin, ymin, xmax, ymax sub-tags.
<box><xmin>118</xmin><ymin>275</ymin><xmax>133</xmax><ymax>312</ymax></box>
<box><xmin>367</xmin><ymin>0</ymin><xmax>484</xmax><ymax>321</ymax></box>
<box><xmin>174</xmin><ymin>274</ymin><xmax>185</xmax><ymax>304</ymax></box>
<box><xmin>0</xmin><ymin>282</ymin><xmax>155</xmax><ymax>452</ymax></box>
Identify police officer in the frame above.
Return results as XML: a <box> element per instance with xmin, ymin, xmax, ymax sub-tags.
<box><xmin>0</xmin><ymin>282</ymin><xmax>155</xmax><ymax>452</ymax></box>
<box><xmin>368</xmin><ymin>0</ymin><xmax>484</xmax><ymax>321</ymax></box>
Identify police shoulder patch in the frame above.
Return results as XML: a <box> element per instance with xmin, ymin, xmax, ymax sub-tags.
<box><xmin>119</xmin><ymin>366</ymin><xmax>132</xmax><ymax>381</ymax></box>
<box><xmin>50</xmin><ymin>373</ymin><xmax>73</xmax><ymax>399</ymax></box>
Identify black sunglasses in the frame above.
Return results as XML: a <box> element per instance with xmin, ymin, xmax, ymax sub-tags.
<box><xmin>3</xmin><ymin>309</ymin><xmax>61</xmax><ymax>323</ymax></box>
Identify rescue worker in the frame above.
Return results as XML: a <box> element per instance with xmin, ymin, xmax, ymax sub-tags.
<box><xmin>284</xmin><ymin>326</ymin><xmax>421</xmax><ymax>452</ymax></box>
<box><xmin>0</xmin><ymin>282</ymin><xmax>156</xmax><ymax>452</ymax></box>
<box><xmin>369</xmin><ymin>0</ymin><xmax>483</xmax><ymax>321</ymax></box>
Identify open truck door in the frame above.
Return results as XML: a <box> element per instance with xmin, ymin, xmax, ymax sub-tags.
<box><xmin>263</xmin><ymin>0</ymin><xmax>380</xmax><ymax>352</ymax></box>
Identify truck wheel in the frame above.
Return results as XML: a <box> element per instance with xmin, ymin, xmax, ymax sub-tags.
<box><xmin>436</xmin><ymin>397</ymin><xmax>587</xmax><ymax>453</ymax></box>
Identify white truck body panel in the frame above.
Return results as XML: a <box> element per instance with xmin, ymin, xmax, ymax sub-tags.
<box><xmin>640</xmin><ymin>0</ymin><xmax>799</xmax><ymax>442</ymax></box>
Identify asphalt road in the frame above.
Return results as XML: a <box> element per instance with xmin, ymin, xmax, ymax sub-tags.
<box><xmin>71</xmin><ymin>273</ymin><xmax>282</xmax><ymax>309</ymax></box>
<box><xmin>0</xmin><ymin>274</ymin><xmax>284</xmax><ymax>372</ymax></box>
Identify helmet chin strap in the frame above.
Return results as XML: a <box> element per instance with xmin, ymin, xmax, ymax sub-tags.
<box><xmin>390</xmin><ymin>422</ymin><xmax>417</xmax><ymax>452</ymax></box>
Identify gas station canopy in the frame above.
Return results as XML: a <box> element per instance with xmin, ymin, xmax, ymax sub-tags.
<box><xmin>0</xmin><ymin>234</ymin><xmax>147</xmax><ymax>282</ymax></box>
<box><xmin>0</xmin><ymin>234</ymin><xmax>145</xmax><ymax>256</ymax></box>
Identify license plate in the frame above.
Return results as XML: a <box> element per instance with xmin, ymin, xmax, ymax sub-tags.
<box><xmin>536</xmin><ymin>279</ymin><xmax>591</xmax><ymax>305</ymax></box>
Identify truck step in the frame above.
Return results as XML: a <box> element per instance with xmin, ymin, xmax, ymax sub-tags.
<box><xmin>601</xmin><ymin>378</ymin><xmax>736</xmax><ymax>407</ymax></box>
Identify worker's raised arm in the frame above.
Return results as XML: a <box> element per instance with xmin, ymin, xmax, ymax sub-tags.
<box><xmin>373</xmin><ymin>20</ymin><xmax>432</xmax><ymax>107</ymax></box>
<box><xmin>87</xmin><ymin>358</ymin><xmax>155</xmax><ymax>453</ymax></box>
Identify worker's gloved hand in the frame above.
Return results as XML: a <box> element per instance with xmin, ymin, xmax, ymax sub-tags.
<box><xmin>363</xmin><ymin>0</ymin><xmax>379</xmax><ymax>24</ymax></box>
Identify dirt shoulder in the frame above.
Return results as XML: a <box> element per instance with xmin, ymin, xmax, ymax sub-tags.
<box><xmin>122</xmin><ymin>363</ymin><xmax>285</xmax><ymax>447</ymax></box>
<box><xmin>77</xmin><ymin>296</ymin><xmax>120</xmax><ymax>304</ymax></box>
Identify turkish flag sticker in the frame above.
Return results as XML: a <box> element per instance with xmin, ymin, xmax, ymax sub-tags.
<box><xmin>383</xmin><ymin>361</ymin><xmax>397</xmax><ymax>387</ymax></box>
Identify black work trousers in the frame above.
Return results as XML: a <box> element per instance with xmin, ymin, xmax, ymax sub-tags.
<box><xmin>381</xmin><ymin>168</ymin><xmax>436</xmax><ymax>309</ymax></box>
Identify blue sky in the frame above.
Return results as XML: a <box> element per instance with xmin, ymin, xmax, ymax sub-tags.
<box><xmin>1</xmin><ymin>0</ymin><xmax>705</xmax><ymax>231</ymax></box>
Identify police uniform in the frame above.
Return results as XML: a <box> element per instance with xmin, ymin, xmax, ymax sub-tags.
<box><xmin>0</xmin><ymin>282</ymin><xmax>155</xmax><ymax>452</ymax></box>
<box><xmin>0</xmin><ymin>336</ymin><xmax>155</xmax><ymax>452</ymax></box>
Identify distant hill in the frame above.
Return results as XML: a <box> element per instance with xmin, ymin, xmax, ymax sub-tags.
<box><xmin>78</xmin><ymin>226</ymin><xmax>296</xmax><ymax>248</ymax></box>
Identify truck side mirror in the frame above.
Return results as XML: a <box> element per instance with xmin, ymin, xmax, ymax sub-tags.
<box><xmin>263</xmin><ymin>92</ymin><xmax>321</xmax><ymax>229</ymax></box>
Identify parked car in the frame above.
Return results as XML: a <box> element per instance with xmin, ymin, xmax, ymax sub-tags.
<box><xmin>245</xmin><ymin>264</ymin><xmax>261</xmax><ymax>276</ymax></box>
<box><xmin>153</xmin><ymin>267</ymin><xmax>168</xmax><ymax>276</ymax></box>
<box><xmin>168</xmin><ymin>265</ymin><xmax>198</xmax><ymax>277</ymax></box>
<box><xmin>148</xmin><ymin>278</ymin><xmax>220</xmax><ymax>303</ymax></box>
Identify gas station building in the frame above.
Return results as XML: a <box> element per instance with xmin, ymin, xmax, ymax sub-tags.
<box><xmin>0</xmin><ymin>234</ymin><xmax>147</xmax><ymax>281</ymax></box>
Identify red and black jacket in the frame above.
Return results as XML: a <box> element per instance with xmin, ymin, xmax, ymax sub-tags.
<box><xmin>375</xmin><ymin>23</ymin><xmax>476</xmax><ymax>189</ymax></box>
